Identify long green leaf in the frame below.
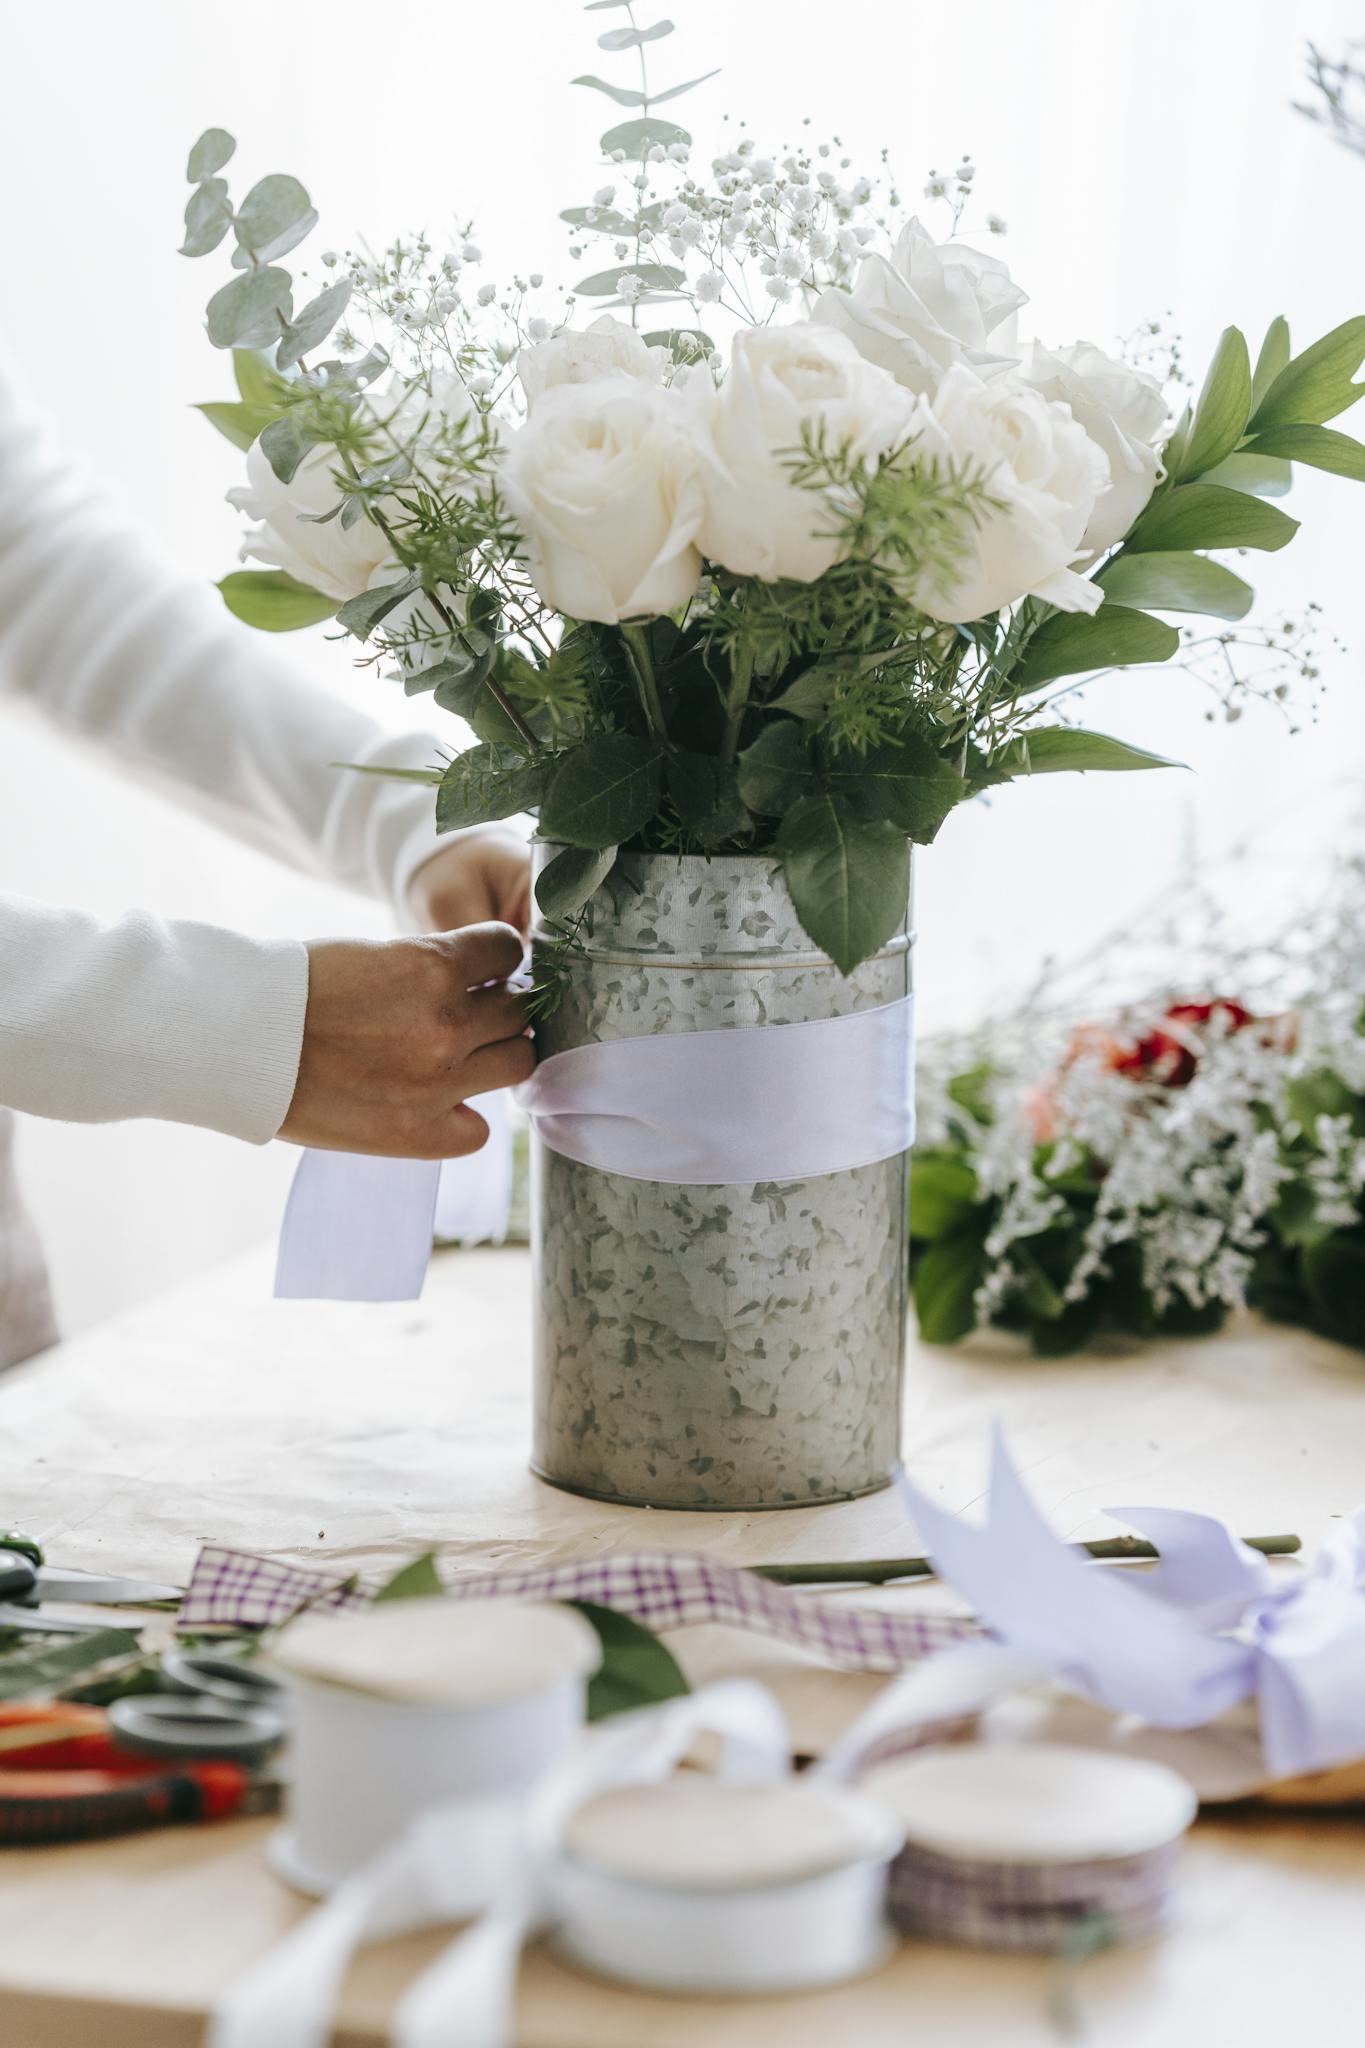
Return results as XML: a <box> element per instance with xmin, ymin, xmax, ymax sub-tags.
<box><xmin>649</xmin><ymin>70</ymin><xmax>721</xmax><ymax>104</ymax></box>
<box><xmin>1007</xmin><ymin>605</ymin><xmax>1179</xmax><ymax>692</ymax></box>
<box><xmin>1241</xmin><ymin>422</ymin><xmax>1365</xmax><ymax>482</ymax></box>
<box><xmin>1250</xmin><ymin>316</ymin><xmax>1291</xmax><ymax>411</ymax></box>
<box><xmin>1123</xmin><ymin>482</ymin><xmax>1298</xmax><ymax>554</ymax></box>
<box><xmin>0</xmin><ymin>1629</ymin><xmax>141</xmax><ymax>1702</ymax></box>
<box><xmin>193</xmin><ymin>400</ymin><xmax>273</xmax><ymax>451</ymax></box>
<box><xmin>1197</xmin><ymin>450</ymin><xmax>1293</xmax><ymax>499</ymax></box>
<box><xmin>218</xmin><ymin>570</ymin><xmax>337</xmax><ymax>632</ymax></box>
<box><xmin>1179</xmin><ymin>326</ymin><xmax>1251</xmax><ymax>480</ymax></box>
<box><xmin>1095</xmin><ymin>550</ymin><xmax>1253</xmax><ymax>621</ymax></box>
<box><xmin>776</xmin><ymin>794</ymin><xmax>908</xmax><ymax>976</ymax></box>
<box><xmin>1249</xmin><ymin>315</ymin><xmax>1365</xmax><ymax>432</ymax></box>
<box><xmin>599</xmin><ymin>20</ymin><xmax>674</xmax><ymax>48</ymax></box>
<box><xmin>574</xmin><ymin>73</ymin><xmax>646</xmax><ymax>105</ymax></box>
<box><xmin>993</xmin><ymin>727</ymin><xmax>1183</xmax><ymax>776</ymax></box>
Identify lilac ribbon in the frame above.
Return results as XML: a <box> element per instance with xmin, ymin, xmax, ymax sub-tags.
<box><xmin>274</xmin><ymin>995</ymin><xmax>915</xmax><ymax>1302</ymax></box>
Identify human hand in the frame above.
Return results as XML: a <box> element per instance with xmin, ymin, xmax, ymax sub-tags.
<box><xmin>407</xmin><ymin>825</ymin><xmax>531</xmax><ymax>939</ymax></box>
<box><xmin>279</xmin><ymin>923</ymin><xmax>531</xmax><ymax>1159</ymax></box>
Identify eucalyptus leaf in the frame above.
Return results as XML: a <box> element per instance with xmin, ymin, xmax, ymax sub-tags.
<box><xmin>205</xmin><ymin>266</ymin><xmax>293</xmax><ymax>350</ymax></box>
<box><xmin>665</xmin><ymin>751</ymin><xmax>750</xmax><ymax>846</ymax></box>
<box><xmin>599</xmin><ymin>117</ymin><xmax>691</xmax><ymax>159</ymax></box>
<box><xmin>373</xmin><ymin>1552</ymin><xmax>444</xmax><ymax>1602</ymax></box>
<box><xmin>335</xmin><ymin>571</ymin><xmax>421</xmax><ymax>641</ymax></box>
<box><xmin>234</xmin><ymin>173</ymin><xmax>316</xmax><ymax>259</ymax></box>
<box><xmin>276</xmin><ymin>279</ymin><xmax>353</xmax><ymax>370</ymax></box>
<box><xmin>180</xmin><ymin>178</ymin><xmax>232</xmax><ymax>258</ymax></box>
<box><xmin>641</xmin><ymin>326</ymin><xmax>714</xmax><ymax>361</ymax></box>
<box><xmin>736</xmin><ymin>719</ymin><xmax>816</xmax><ymax>813</ymax></box>
<box><xmin>1095</xmin><ymin>549</ymin><xmax>1254</xmax><ymax>620</ymax></box>
<box><xmin>193</xmin><ymin>400</ymin><xmax>274</xmax><ymax>451</ymax></box>
<box><xmin>436</xmin><ymin>743</ymin><xmax>546</xmax><ymax>832</ymax></box>
<box><xmin>535</xmin><ymin>843</ymin><xmax>618</xmax><ymax>919</ymax></box>
<box><xmin>1178</xmin><ymin>326</ymin><xmax>1251</xmax><ymax>480</ymax></box>
<box><xmin>575</xmin><ymin>262</ymin><xmax>686</xmax><ymax>297</ymax></box>
<box><xmin>560</xmin><ymin>207</ymin><xmax>639</xmax><ymax>235</ymax></box>
<box><xmin>776</xmin><ymin>794</ymin><xmax>908</xmax><ymax>977</ymax></box>
<box><xmin>1007</xmin><ymin>604</ymin><xmax>1179</xmax><ymax>691</ymax></box>
<box><xmin>258</xmin><ymin>410</ymin><xmax>327</xmax><ymax>485</ymax></box>
<box><xmin>217</xmin><ymin>569</ymin><xmax>337</xmax><ymax>631</ymax></box>
<box><xmin>186</xmin><ymin>127</ymin><xmax>235</xmax><ymax>183</ymax></box>
<box><xmin>647</xmin><ymin>69</ymin><xmax>720</xmax><ymax>105</ymax></box>
<box><xmin>540</xmin><ymin>734</ymin><xmax>664</xmax><ymax>848</ymax></box>
<box><xmin>1249</xmin><ymin>315</ymin><xmax>1365</xmax><ymax>432</ymax></box>
<box><xmin>598</xmin><ymin>19</ymin><xmax>674</xmax><ymax>48</ymax></box>
<box><xmin>1241</xmin><ymin>422</ymin><xmax>1365</xmax><ymax>482</ymax></box>
<box><xmin>0</xmin><ymin>1628</ymin><xmax>141</xmax><ymax>1702</ymax></box>
<box><xmin>571</xmin><ymin>1602</ymin><xmax>690</xmax><ymax>1722</ymax></box>
<box><xmin>574</xmin><ymin>73</ymin><xmax>647</xmax><ymax>106</ymax></box>
<box><xmin>1250</xmin><ymin>315</ymin><xmax>1291</xmax><ymax>411</ymax></box>
<box><xmin>1123</xmin><ymin>483</ymin><xmax>1298</xmax><ymax>555</ymax></box>
<box><xmin>990</xmin><ymin>727</ymin><xmax>1182</xmax><ymax>777</ymax></box>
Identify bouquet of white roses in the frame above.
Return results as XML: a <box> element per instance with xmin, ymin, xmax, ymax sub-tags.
<box><xmin>179</xmin><ymin>5</ymin><xmax>1365</xmax><ymax>976</ymax></box>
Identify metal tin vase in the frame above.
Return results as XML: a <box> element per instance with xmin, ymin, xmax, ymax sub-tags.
<box><xmin>530</xmin><ymin>844</ymin><xmax>913</xmax><ymax>1511</ymax></box>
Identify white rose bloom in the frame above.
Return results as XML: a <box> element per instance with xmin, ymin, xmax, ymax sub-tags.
<box><xmin>907</xmin><ymin>365</ymin><xmax>1111</xmax><ymax>622</ymax></box>
<box><xmin>517</xmin><ymin>313</ymin><xmax>667</xmax><ymax>410</ymax></box>
<box><xmin>227</xmin><ymin>372</ymin><xmax>477</xmax><ymax>604</ymax></box>
<box><xmin>813</xmin><ymin>216</ymin><xmax>1027</xmax><ymax>395</ymax></box>
<box><xmin>1019</xmin><ymin>339</ymin><xmax>1169</xmax><ymax>555</ymax></box>
<box><xmin>697</xmin><ymin>323</ymin><xmax>916</xmax><ymax>583</ymax></box>
<box><xmin>499</xmin><ymin>378</ymin><xmax>705</xmax><ymax>623</ymax></box>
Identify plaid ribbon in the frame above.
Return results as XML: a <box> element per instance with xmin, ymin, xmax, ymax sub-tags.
<box><xmin>887</xmin><ymin>1838</ymin><xmax>1182</xmax><ymax>1952</ymax></box>
<box><xmin>179</xmin><ymin>1544</ymin><xmax>980</xmax><ymax>1675</ymax></box>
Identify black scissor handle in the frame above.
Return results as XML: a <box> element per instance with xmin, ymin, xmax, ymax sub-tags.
<box><xmin>108</xmin><ymin>1693</ymin><xmax>285</xmax><ymax>1768</ymax></box>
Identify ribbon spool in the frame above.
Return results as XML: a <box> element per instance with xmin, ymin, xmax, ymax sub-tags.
<box><xmin>548</xmin><ymin>1776</ymin><xmax>904</xmax><ymax>1995</ymax></box>
<box><xmin>265</xmin><ymin>1601</ymin><xmax>600</xmax><ymax>1902</ymax></box>
<box><xmin>863</xmin><ymin>1743</ymin><xmax>1197</xmax><ymax>1953</ymax></box>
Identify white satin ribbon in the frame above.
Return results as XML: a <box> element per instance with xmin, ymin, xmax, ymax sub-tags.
<box><xmin>275</xmin><ymin>996</ymin><xmax>914</xmax><ymax>1302</ymax></box>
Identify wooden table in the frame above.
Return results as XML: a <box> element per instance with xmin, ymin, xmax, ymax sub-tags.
<box><xmin>2</xmin><ymin>1245</ymin><xmax>1364</xmax><ymax>2046</ymax></box>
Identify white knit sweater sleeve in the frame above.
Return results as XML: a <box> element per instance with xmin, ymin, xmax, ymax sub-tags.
<box><xmin>0</xmin><ymin>368</ymin><xmax>450</xmax><ymax>1144</ymax></box>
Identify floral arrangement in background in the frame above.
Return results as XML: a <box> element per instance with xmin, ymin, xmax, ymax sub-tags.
<box><xmin>911</xmin><ymin>860</ymin><xmax>1365</xmax><ymax>1354</ymax></box>
<box><xmin>174</xmin><ymin>3</ymin><xmax>1365</xmax><ymax>983</ymax></box>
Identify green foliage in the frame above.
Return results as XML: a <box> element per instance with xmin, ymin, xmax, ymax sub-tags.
<box><xmin>1250</xmin><ymin>315</ymin><xmax>1291</xmax><ymax>411</ymax></box>
<box><xmin>598</xmin><ymin>18</ymin><xmax>675</xmax><ymax>49</ymax></box>
<box><xmin>598</xmin><ymin>116</ymin><xmax>692</xmax><ymax>157</ymax></box>
<box><xmin>217</xmin><ymin>569</ymin><xmax>337</xmax><ymax>631</ymax></box>
<box><xmin>987</xmin><ymin>728</ymin><xmax>1182</xmax><ymax>778</ymax></box>
<box><xmin>1177</xmin><ymin>326</ymin><xmax>1252</xmax><ymax>479</ymax></box>
<box><xmin>373</xmin><ymin>1552</ymin><xmax>445</xmax><ymax>1602</ymax></box>
<box><xmin>0</xmin><ymin>1628</ymin><xmax>141</xmax><ymax>1702</ymax></box>
<box><xmin>1241</xmin><ymin>423</ymin><xmax>1365</xmax><ymax>481</ymax></box>
<box><xmin>206</xmin><ymin>266</ymin><xmax>293</xmax><ymax>349</ymax></box>
<box><xmin>1123</xmin><ymin>483</ymin><xmax>1299</xmax><ymax>555</ymax></box>
<box><xmin>335</xmin><ymin>572</ymin><xmax>421</xmax><ymax>641</ymax></box>
<box><xmin>233</xmin><ymin>173</ymin><xmax>317</xmax><ymax>263</ymax></box>
<box><xmin>664</xmin><ymin>751</ymin><xmax>750</xmax><ymax>846</ymax></box>
<box><xmin>181</xmin><ymin>179</ymin><xmax>233</xmax><ymax>258</ymax></box>
<box><xmin>913</xmin><ymin>1230</ymin><xmax>988</xmax><ymax>1344</ymax></box>
<box><xmin>1095</xmin><ymin>550</ymin><xmax>1253</xmax><ymax>621</ymax></box>
<box><xmin>1007</xmin><ymin>605</ymin><xmax>1180</xmax><ymax>690</ymax></box>
<box><xmin>775</xmin><ymin>793</ymin><xmax>909</xmax><ymax>975</ymax></box>
<box><xmin>1248</xmin><ymin>315</ymin><xmax>1365</xmax><ymax>431</ymax></box>
<box><xmin>569</xmin><ymin>1603</ymin><xmax>690</xmax><ymax>1722</ymax></box>
<box><xmin>540</xmin><ymin>734</ymin><xmax>665</xmax><ymax>847</ymax></box>
<box><xmin>575</xmin><ymin>262</ymin><xmax>686</xmax><ymax>297</ymax></box>
<box><xmin>737</xmin><ymin>720</ymin><xmax>816</xmax><ymax>813</ymax></box>
<box><xmin>821</xmin><ymin>726</ymin><xmax>964</xmax><ymax>840</ymax></box>
<box><xmin>186</xmin><ymin>128</ymin><xmax>235</xmax><ymax>183</ymax></box>
<box><xmin>436</xmin><ymin>743</ymin><xmax>546</xmax><ymax>832</ymax></box>
<box><xmin>535</xmin><ymin>843</ymin><xmax>618</xmax><ymax>919</ymax></box>
<box><xmin>277</xmin><ymin>280</ymin><xmax>353</xmax><ymax>370</ymax></box>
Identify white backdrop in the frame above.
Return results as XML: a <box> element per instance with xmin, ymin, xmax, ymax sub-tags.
<box><xmin>1</xmin><ymin>0</ymin><xmax>1362</xmax><ymax>1332</ymax></box>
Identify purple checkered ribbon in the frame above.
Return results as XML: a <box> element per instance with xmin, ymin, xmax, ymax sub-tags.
<box><xmin>180</xmin><ymin>1543</ymin><xmax>980</xmax><ymax>1674</ymax></box>
<box><xmin>887</xmin><ymin>1838</ymin><xmax>1182</xmax><ymax>1953</ymax></box>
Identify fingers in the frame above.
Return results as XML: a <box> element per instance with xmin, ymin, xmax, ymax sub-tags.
<box><xmin>461</xmin><ymin>1031</ymin><xmax>537</xmax><ymax>1097</ymax></box>
<box><xmin>433</xmin><ymin>921</ymin><xmax>526</xmax><ymax>990</ymax></box>
<box><xmin>465</xmin><ymin>983</ymin><xmax>529</xmax><ymax>1047</ymax></box>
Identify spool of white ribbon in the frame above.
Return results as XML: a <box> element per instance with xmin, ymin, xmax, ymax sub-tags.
<box><xmin>275</xmin><ymin>994</ymin><xmax>915</xmax><ymax>1302</ymax></box>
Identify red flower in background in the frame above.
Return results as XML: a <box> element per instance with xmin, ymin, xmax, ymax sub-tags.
<box><xmin>1027</xmin><ymin>998</ymin><xmax>1295</xmax><ymax>1142</ymax></box>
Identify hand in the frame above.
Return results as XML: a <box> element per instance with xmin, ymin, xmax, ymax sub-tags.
<box><xmin>279</xmin><ymin>923</ymin><xmax>532</xmax><ymax>1160</ymax></box>
<box><xmin>407</xmin><ymin>825</ymin><xmax>531</xmax><ymax>939</ymax></box>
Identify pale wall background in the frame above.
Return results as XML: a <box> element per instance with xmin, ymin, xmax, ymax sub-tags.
<box><xmin>0</xmin><ymin>0</ymin><xmax>1361</xmax><ymax>1332</ymax></box>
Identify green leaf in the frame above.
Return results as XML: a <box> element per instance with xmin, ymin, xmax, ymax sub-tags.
<box><xmin>560</xmin><ymin>206</ymin><xmax>639</xmax><ymax>235</ymax></box>
<box><xmin>776</xmin><ymin>794</ymin><xmax>908</xmax><ymax>976</ymax></box>
<box><xmin>822</xmin><ymin>728</ymin><xmax>963</xmax><ymax>843</ymax></box>
<box><xmin>913</xmin><ymin>1232</ymin><xmax>985</xmax><ymax>1344</ymax></box>
<box><xmin>641</xmin><ymin>327</ymin><xmax>715</xmax><ymax>363</ymax></box>
<box><xmin>233</xmin><ymin>348</ymin><xmax>295</xmax><ymax>410</ymax></box>
<box><xmin>186</xmin><ymin>127</ymin><xmax>235</xmax><ymax>183</ymax></box>
<box><xmin>180</xmin><ymin>178</ymin><xmax>232</xmax><ymax>257</ymax></box>
<box><xmin>736</xmin><ymin>720</ymin><xmax>816</xmax><ymax>813</ymax></box>
<box><xmin>1241</xmin><ymin>422</ymin><xmax>1365</xmax><ymax>482</ymax></box>
<box><xmin>1250</xmin><ymin>316</ymin><xmax>1291</xmax><ymax>412</ymax></box>
<box><xmin>1198</xmin><ymin>450</ymin><xmax>1292</xmax><ymax>498</ymax></box>
<box><xmin>332</xmin><ymin>762</ymin><xmax>445</xmax><ymax>787</ymax></box>
<box><xmin>373</xmin><ymin>1552</ymin><xmax>444</xmax><ymax>1602</ymax></box>
<box><xmin>1302</xmin><ymin>1237</ymin><xmax>1365</xmax><ymax>1346</ymax></box>
<box><xmin>1095</xmin><ymin>549</ymin><xmax>1253</xmax><ymax>621</ymax></box>
<box><xmin>535</xmin><ymin>843</ymin><xmax>618</xmax><ymax>919</ymax></box>
<box><xmin>649</xmin><ymin>71</ymin><xmax>720</xmax><ymax>105</ymax></box>
<box><xmin>540</xmin><ymin>734</ymin><xmax>664</xmax><ymax>848</ymax></box>
<box><xmin>599</xmin><ymin>18</ymin><xmax>674</xmax><ymax>47</ymax></box>
<box><xmin>574</xmin><ymin>262</ymin><xmax>686</xmax><ymax>298</ymax></box>
<box><xmin>257</xmin><ymin>411</ymin><xmax>328</xmax><ymax>485</ymax></box>
<box><xmin>1122</xmin><ymin>483</ymin><xmax>1298</xmax><ymax>555</ymax></box>
<box><xmin>436</xmin><ymin>743</ymin><xmax>546</xmax><ymax>832</ymax></box>
<box><xmin>205</xmin><ymin>266</ymin><xmax>293</xmax><ymax>350</ymax></box>
<box><xmin>1178</xmin><ymin>326</ymin><xmax>1251</xmax><ymax>480</ymax></box>
<box><xmin>1249</xmin><ymin>315</ymin><xmax>1365</xmax><ymax>432</ymax></box>
<box><xmin>276</xmin><ymin>279</ymin><xmax>353</xmax><ymax>371</ymax></box>
<box><xmin>910</xmin><ymin>1152</ymin><xmax>980</xmax><ymax>1241</ymax></box>
<box><xmin>571</xmin><ymin>1603</ymin><xmax>689</xmax><ymax>1723</ymax></box>
<box><xmin>991</xmin><ymin>727</ymin><xmax>1182</xmax><ymax>777</ymax></box>
<box><xmin>233</xmin><ymin>173</ymin><xmax>317</xmax><ymax>261</ymax></box>
<box><xmin>0</xmin><ymin>1628</ymin><xmax>141</xmax><ymax>1702</ymax></box>
<box><xmin>217</xmin><ymin>569</ymin><xmax>337</xmax><ymax>632</ymax></box>
<box><xmin>665</xmin><ymin>751</ymin><xmax>750</xmax><ymax>846</ymax></box>
<box><xmin>1008</xmin><ymin>604</ymin><xmax>1180</xmax><ymax>691</ymax></box>
<box><xmin>193</xmin><ymin>400</ymin><xmax>273</xmax><ymax>451</ymax></box>
<box><xmin>334</xmin><ymin>572</ymin><xmax>420</xmax><ymax>641</ymax></box>
<box><xmin>575</xmin><ymin>73</ymin><xmax>647</xmax><ymax>105</ymax></box>
<box><xmin>599</xmin><ymin>117</ymin><xmax>691</xmax><ymax>159</ymax></box>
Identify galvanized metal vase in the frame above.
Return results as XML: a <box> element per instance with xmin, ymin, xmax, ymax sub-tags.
<box><xmin>530</xmin><ymin>844</ymin><xmax>913</xmax><ymax>1511</ymax></box>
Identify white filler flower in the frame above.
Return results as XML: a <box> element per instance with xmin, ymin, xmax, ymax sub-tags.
<box><xmin>813</xmin><ymin>216</ymin><xmax>1027</xmax><ymax>395</ymax></box>
<box><xmin>1019</xmin><ymin>339</ymin><xmax>1170</xmax><ymax>555</ymax></box>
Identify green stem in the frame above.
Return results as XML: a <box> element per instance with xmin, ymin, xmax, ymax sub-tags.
<box><xmin>719</xmin><ymin>642</ymin><xmax>754</xmax><ymax>763</ymax></box>
<box><xmin>621</xmin><ymin>622</ymin><xmax>668</xmax><ymax>741</ymax></box>
<box><xmin>749</xmin><ymin>1531</ymin><xmax>1302</xmax><ymax>1589</ymax></box>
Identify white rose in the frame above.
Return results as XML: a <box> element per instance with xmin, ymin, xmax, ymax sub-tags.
<box><xmin>1018</xmin><ymin>339</ymin><xmax>1169</xmax><ymax>555</ymax></box>
<box><xmin>813</xmin><ymin>216</ymin><xmax>1027</xmax><ymax>395</ymax></box>
<box><xmin>499</xmin><ymin>378</ymin><xmax>705</xmax><ymax>623</ymax></box>
<box><xmin>517</xmin><ymin>313</ymin><xmax>666</xmax><ymax>410</ymax></box>
<box><xmin>227</xmin><ymin>372</ymin><xmax>477</xmax><ymax>604</ymax></box>
<box><xmin>696</xmin><ymin>323</ymin><xmax>916</xmax><ymax>583</ymax></box>
<box><xmin>907</xmin><ymin>365</ymin><xmax>1111</xmax><ymax>622</ymax></box>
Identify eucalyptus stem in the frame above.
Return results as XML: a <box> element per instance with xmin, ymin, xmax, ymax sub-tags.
<box><xmin>750</xmin><ymin>1530</ymin><xmax>1302</xmax><ymax>1588</ymax></box>
<box><xmin>621</xmin><ymin>622</ymin><xmax>668</xmax><ymax>741</ymax></box>
<box><xmin>719</xmin><ymin>641</ymin><xmax>755</xmax><ymax>763</ymax></box>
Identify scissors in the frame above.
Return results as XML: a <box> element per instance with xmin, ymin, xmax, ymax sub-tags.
<box><xmin>0</xmin><ymin>1650</ymin><xmax>287</xmax><ymax>1845</ymax></box>
<box><xmin>0</xmin><ymin>1530</ymin><xmax>182</xmax><ymax>1634</ymax></box>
